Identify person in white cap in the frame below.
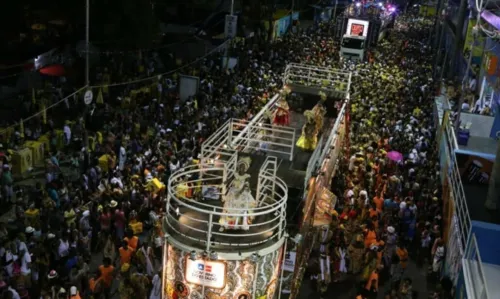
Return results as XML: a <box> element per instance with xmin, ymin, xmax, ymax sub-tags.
<box><xmin>69</xmin><ymin>286</ymin><xmax>81</xmax><ymax>299</ymax></box>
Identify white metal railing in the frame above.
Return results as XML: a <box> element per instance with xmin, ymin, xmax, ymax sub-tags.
<box><xmin>256</xmin><ymin>156</ymin><xmax>279</xmax><ymax>207</ymax></box>
<box><xmin>443</xmin><ymin>119</ymin><xmax>471</xmax><ymax>249</ymax></box>
<box><xmin>231</xmin><ymin>118</ymin><xmax>296</xmax><ymax>161</ymax></box>
<box><xmin>165</xmin><ymin>163</ymin><xmax>288</xmax><ymax>252</ymax></box>
<box><xmin>283</xmin><ymin>63</ymin><xmax>351</xmax><ymax>95</ymax></box>
<box><xmin>463</xmin><ymin>233</ymin><xmax>490</xmax><ymax>299</ymax></box>
<box><xmin>231</xmin><ymin>93</ymin><xmax>282</xmax><ymax>148</ymax></box>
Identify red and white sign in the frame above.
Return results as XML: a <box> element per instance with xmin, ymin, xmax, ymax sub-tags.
<box><xmin>346</xmin><ymin>19</ymin><xmax>370</xmax><ymax>37</ymax></box>
<box><xmin>185</xmin><ymin>258</ymin><xmax>226</xmax><ymax>289</ymax></box>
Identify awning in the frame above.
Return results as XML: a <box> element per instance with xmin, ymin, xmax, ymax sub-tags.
<box><xmin>39</xmin><ymin>64</ymin><xmax>65</xmax><ymax>76</ymax></box>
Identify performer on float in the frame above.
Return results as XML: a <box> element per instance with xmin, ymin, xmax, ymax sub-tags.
<box><xmin>273</xmin><ymin>88</ymin><xmax>291</xmax><ymax>126</ymax></box>
<box><xmin>296</xmin><ymin>110</ymin><xmax>318</xmax><ymax>151</ymax></box>
<box><xmin>312</xmin><ymin>92</ymin><xmax>327</xmax><ymax>133</ymax></box>
<box><xmin>219</xmin><ymin>157</ymin><xmax>257</xmax><ymax>231</ymax></box>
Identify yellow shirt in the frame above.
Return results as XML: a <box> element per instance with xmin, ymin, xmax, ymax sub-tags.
<box><xmin>64</xmin><ymin>209</ymin><xmax>76</xmax><ymax>226</ymax></box>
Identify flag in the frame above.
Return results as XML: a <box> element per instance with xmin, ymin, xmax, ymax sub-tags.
<box><xmin>41</xmin><ymin>104</ymin><xmax>47</xmax><ymax>124</ymax></box>
<box><xmin>96</xmin><ymin>88</ymin><xmax>104</xmax><ymax>104</ymax></box>
<box><xmin>197</xmin><ymin>264</ymin><xmax>212</xmax><ymax>272</ymax></box>
<box><xmin>20</xmin><ymin>119</ymin><xmax>24</xmax><ymax>138</ymax></box>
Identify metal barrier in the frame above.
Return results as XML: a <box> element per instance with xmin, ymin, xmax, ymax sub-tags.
<box><xmin>165</xmin><ymin>163</ymin><xmax>288</xmax><ymax>253</ymax></box>
<box><xmin>231</xmin><ymin>118</ymin><xmax>296</xmax><ymax>161</ymax></box>
<box><xmin>441</xmin><ymin>111</ymin><xmax>471</xmax><ymax>250</ymax></box>
<box><xmin>283</xmin><ymin>63</ymin><xmax>352</xmax><ymax>96</ymax></box>
<box><xmin>463</xmin><ymin>233</ymin><xmax>490</xmax><ymax>299</ymax></box>
<box><xmin>231</xmin><ymin>93</ymin><xmax>282</xmax><ymax>148</ymax></box>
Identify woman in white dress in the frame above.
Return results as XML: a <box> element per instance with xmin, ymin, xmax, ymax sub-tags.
<box><xmin>219</xmin><ymin>157</ymin><xmax>257</xmax><ymax>231</ymax></box>
<box><xmin>149</xmin><ymin>270</ymin><xmax>162</xmax><ymax>299</ymax></box>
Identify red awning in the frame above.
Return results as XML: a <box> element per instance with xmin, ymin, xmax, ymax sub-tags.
<box><xmin>39</xmin><ymin>64</ymin><xmax>65</xmax><ymax>76</ymax></box>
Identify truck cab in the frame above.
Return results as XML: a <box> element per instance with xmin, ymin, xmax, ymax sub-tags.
<box><xmin>340</xmin><ymin>34</ymin><xmax>366</xmax><ymax>61</ymax></box>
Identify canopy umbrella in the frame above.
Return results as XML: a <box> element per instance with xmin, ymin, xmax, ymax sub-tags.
<box><xmin>387</xmin><ymin>151</ymin><xmax>403</xmax><ymax>162</ymax></box>
<box><xmin>39</xmin><ymin>65</ymin><xmax>65</xmax><ymax>77</ymax></box>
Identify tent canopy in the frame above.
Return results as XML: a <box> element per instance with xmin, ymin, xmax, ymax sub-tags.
<box><xmin>39</xmin><ymin>64</ymin><xmax>65</xmax><ymax>76</ymax></box>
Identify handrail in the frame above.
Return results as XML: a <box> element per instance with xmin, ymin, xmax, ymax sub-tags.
<box><xmin>464</xmin><ymin>233</ymin><xmax>490</xmax><ymax>299</ymax></box>
<box><xmin>165</xmin><ymin>163</ymin><xmax>288</xmax><ymax>252</ymax></box>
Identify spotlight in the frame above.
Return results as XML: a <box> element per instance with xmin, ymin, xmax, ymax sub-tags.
<box><xmin>355</xmin><ymin>2</ymin><xmax>361</xmax><ymax>7</ymax></box>
<box><xmin>190</xmin><ymin>251</ymin><xmax>197</xmax><ymax>261</ymax></box>
<box><xmin>378</xmin><ymin>2</ymin><xmax>383</xmax><ymax>7</ymax></box>
<box><xmin>250</xmin><ymin>253</ymin><xmax>260</xmax><ymax>263</ymax></box>
<box><xmin>209</xmin><ymin>251</ymin><xmax>218</xmax><ymax>260</ymax></box>
<box><xmin>292</xmin><ymin>234</ymin><xmax>303</xmax><ymax>244</ymax></box>
<box><xmin>389</xmin><ymin>7</ymin><xmax>396</xmax><ymax>12</ymax></box>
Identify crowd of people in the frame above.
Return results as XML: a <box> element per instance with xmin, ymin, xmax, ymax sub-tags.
<box><xmin>300</xmin><ymin>17</ymin><xmax>452</xmax><ymax>299</ymax></box>
<box><xmin>0</xmin><ymin>7</ymin><xmax>455</xmax><ymax>299</ymax></box>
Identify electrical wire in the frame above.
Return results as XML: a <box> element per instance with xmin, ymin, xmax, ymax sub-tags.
<box><xmin>81</xmin><ymin>11</ymin><xmax>227</xmax><ymax>55</ymax></box>
<box><xmin>88</xmin><ymin>38</ymin><xmax>229</xmax><ymax>88</ymax></box>
<box><xmin>0</xmin><ymin>86</ymin><xmax>88</xmax><ymax>135</ymax></box>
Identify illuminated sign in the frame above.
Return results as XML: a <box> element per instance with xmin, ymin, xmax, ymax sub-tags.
<box><xmin>185</xmin><ymin>258</ymin><xmax>227</xmax><ymax>289</ymax></box>
<box><xmin>346</xmin><ymin>19</ymin><xmax>370</xmax><ymax>37</ymax></box>
<box><xmin>350</xmin><ymin>24</ymin><xmax>365</xmax><ymax>36</ymax></box>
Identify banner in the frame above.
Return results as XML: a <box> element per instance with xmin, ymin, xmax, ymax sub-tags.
<box><xmin>224</xmin><ymin>15</ymin><xmax>238</xmax><ymax>39</ymax></box>
<box><xmin>463</xmin><ymin>19</ymin><xmax>485</xmax><ymax>66</ymax></box>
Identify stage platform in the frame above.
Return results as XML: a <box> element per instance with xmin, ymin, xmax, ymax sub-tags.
<box><xmin>242</xmin><ymin>111</ymin><xmax>335</xmax><ymax>190</ymax></box>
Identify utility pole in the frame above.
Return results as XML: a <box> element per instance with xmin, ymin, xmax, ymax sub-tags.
<box><xmin>432</xmin><ymin>0</ymin><xmax>444</xmax><ymax>51</ymax></box>
<box><xmin>447</xmin><ymin>0</ymin><xmax>467</xmax><ymax>79</ymax></box>
<box><xmin>85</xmin><ymin>0</ymin><xmax>90</xmax><ymax>87</ymax></box>
<box><xmin>333</xmin><ymin>0</ymin><xmax>338</xmax><ymax>22</ymax></box>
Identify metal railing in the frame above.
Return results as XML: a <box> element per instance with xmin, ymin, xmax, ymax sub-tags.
<box><xmin>231</xmin><ymin>118</ymin><xmax>296</xmax><ymax>161</ymax></box>
<box><xmin>283</xmin><ymin>63</ymin><xmax>352</xmax><ymax>95</ymax></box>
<box><xmin>442</xmin><ymin>112</ymin><xmax>471</xmax><ymax>250</ymax></box>
<box><xmin>165</xmin><ymin>163</ymin><xmax>288</xmax><ymax>252</ymax></box>
<box><xmin>256</xmin><ymin>156</ymin><xmax>279</xmax><ymax>207</ymax></box>
<box><xmin>231</xmin><ymin>93</ymin><xmax>282</xmax><ymax>148</ymax></box>
<box><xmin>463</xmin><ymin>233</ymin><xmax>490</xmax><ymax>299</ymax></box>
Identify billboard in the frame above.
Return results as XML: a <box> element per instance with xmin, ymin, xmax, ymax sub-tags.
<box><xmin>346</xmin><ymin>19</ymin><xmax>369</xmax><ymax>37</ymax></box>
<box><xmin>179</xmin><ymin>75</ymin><xmax>200</xmax><ymax>101</ymax></box>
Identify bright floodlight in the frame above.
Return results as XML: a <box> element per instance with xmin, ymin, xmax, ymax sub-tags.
<box><xmin>389</xmin><ymin>7</ymin><xmax>396</xmax><ymax>12</ymax></box>
<box><xmin>378</xmin><ymin>2</ymin><xmax>383</xmax><ymax>7</ymax></box>
<box><xmin>355</xmin><ymin>2</ymin><xmax>362</xmax><ymax>7</ymax></box>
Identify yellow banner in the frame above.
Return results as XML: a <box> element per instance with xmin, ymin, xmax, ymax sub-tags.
<box><xmin>463</xmin><ymin>19</ymin><xmax>485</xmax><ymax>62</ymax></box>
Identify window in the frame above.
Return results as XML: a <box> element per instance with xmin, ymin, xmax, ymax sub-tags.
<box><xmin>342</xmin><ymin>38</ymin><xmax>365</xmax><ymax>49</ymax></box>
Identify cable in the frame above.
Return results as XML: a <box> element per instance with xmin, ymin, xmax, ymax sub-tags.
<box><xmin>0</xmin><ymin>86</ymin><xmax>88</xmax><ymax>135</ymax></box>
<box><xmin>81</xmin><ymin>12</ymin><xmax>227</xmax><ymax>55</ymax></box>
<box><xmin>88</xmin><ymin>39</ymin><xmax>229</xmax><ymax>88</ymax></box>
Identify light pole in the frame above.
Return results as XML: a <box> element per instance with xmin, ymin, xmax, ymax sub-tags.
<box><xmin>85</xmin><ymin>0</ymin><xmax>90</xmax><ymax>87</ymax></box>
<box><xmin>333</xmin><ymin>0</ymin><xmax>338</xmax><ymax>22</ymax></box>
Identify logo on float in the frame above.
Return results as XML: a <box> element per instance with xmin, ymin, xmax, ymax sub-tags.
<box><xmin>197</xmin><ymin>263</ymin><xmax>212</xmax><ymax>272</ymax></box>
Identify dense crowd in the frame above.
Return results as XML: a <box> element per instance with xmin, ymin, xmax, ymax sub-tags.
<box><xmin>302</xmin><ymin>17</ymin><xmax>452</xmax><ymax>299</ymax></box>
<box><xmin>0</xmin><ymin>9</ymin><xmax>453</xmax><ymax>299</ymax></box>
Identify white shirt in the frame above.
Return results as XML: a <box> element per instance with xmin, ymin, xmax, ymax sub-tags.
<box><xmin>7</xmin><ymin>287</ymin><xmax>21</xmax><ymax>299</ymax></box>
<box><xmin>58</xmin><ymin>240</ymin><xmax>69</xmax><ymax>257</ymax></box>
<box><xmin>20</xmin><ymin>250</ymin><xmax>31</xmax><ymax>274</ymax></box>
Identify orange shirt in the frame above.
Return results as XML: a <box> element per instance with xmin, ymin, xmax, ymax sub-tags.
<box><xmin>89</xmin><ymin>277</ymin><xmax>103</xmax><ymax>293</ymax></box>
<box><xmin>98</xmin><ymin>265</ymin><xmax>114</xmax><ymax>287</ymax></box>
<box><xmin>369</xmin><ymin>208</ymin><xmax>379</xmax><ymax>219</ymax></box>
<box><xmin>125</xmin><ymin>236</ymin><xmax>139</xmax><ymax>251</ymax></box>
<box><xmin>373</xmin><ymin>197</ymin><xmax>383</xmax><ymax>211</ymax></box>
<box><xmin>364</xmin><ymin>230</ymin><xmax>377</xmax><ymax>248</ymax></box>
<box><xmin>365</xmin><ymin>271</ymin><xmax>379</xmax><ymax>291</ymax></box>
<box><xmin>119</xmin><ymin>247</ymin><xmax>134</xmax><ymax>265</ymax></box>
<box><xmin>396</xmin><ymin>247</ymin><xmax>409</xmax><ymax>269</ymax></box>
